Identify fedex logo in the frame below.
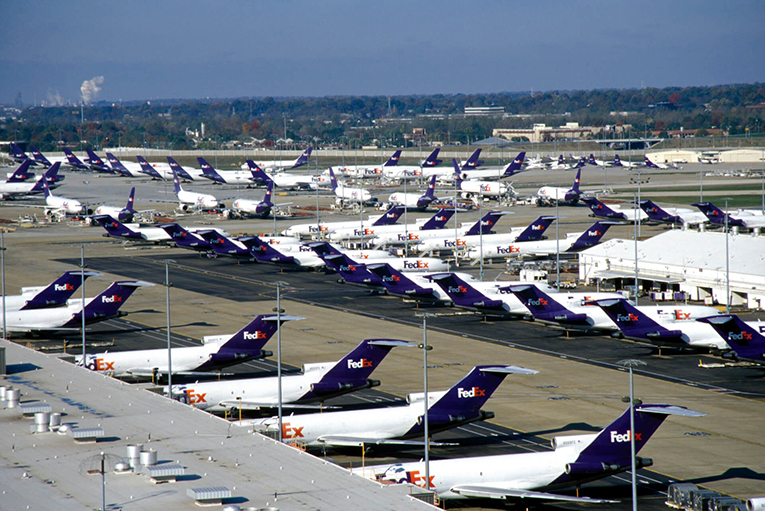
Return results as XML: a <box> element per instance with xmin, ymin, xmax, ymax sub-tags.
<box><xmin>444</xmin><ymin>239</ymin><xmax>467</xmax><ymax>248</ymax></box>
<box><xmin>54</xmin><ymin>283</ymin><xmax>74</xmax><ymax>291</ymax></box>
<box><xmin>184</xmin><ymin>389</ymin><xmax>208</xmax><ymax>404</ymax></box>
<box><xmin>457</xmin><ymin>386</ymin><xmax>485</xmax><ymax>398</ymax></box>
<box><xmin>616</xmin><ymin>313</ymin><xmax>638</xmax><ymax>322</ymax></box>
<box><xmin>448</xmin><ymin>285</ymin><xmax>467</xmax><ymax>294</ymax></box>
<box><xmin>531</xmin><ymin>224</ymin><xmax>544</xmax><ymax>230</ymax></box>
<box><xmin>435</xmin><ymin>216</ymin><xmax>446</xmax><ymax>222</ymax></box>
<box><xmin>496</xmin><ymin>246</ymin><xmax>520</xmax><ymax>254</ymax></box>
<box><xmin>403</xmin><ymin>260</ymin><xmax>429</xmax><ymax>269</ymax></box>
<box><xmin>527</xmin><ymin>298</ymin><xmax>548</xmax><ymax>306</ymax></box>
<box><xmin>84</xmin><ymin>357</ymin><xmax>115</xmax><ymax>372</ymax></box>
<box><xmin>281</xmin><ymin>422</ymin><xmax>305</xmax><ymax>439</ymax></box>
<box><xmin>610</xmin><ymin>429</ymin><xmax>641</xmax><ymax>443</ymax></box>
<box><xmin>308</xmin><ymin>225</ymin><xmax>328</xmax><ymax>232</ymax></box>
<box><xmin>481</xmin><ymin>220</ymin><xmax>494</xmax><ymax>226</ymax></box>
<box><xmin>729</xmin><ymin>331</ymin><xmax>753</xmax><ymax>341</ymax></box>
<box><xmin>339</xmin><ymin>264</ymin><xmax>357</xmax><ymax>272</ymax></box>
<box><xmin>354</xmin><ymin>228</ymin><xmax>374</xmax><ymax>236</ymax></box>
<box><xmin>243</xmin><ymin>330</ymin><xmax>267</xmax><ymax>340</ymax></box>
<box><xmin>382</xmin><ymin>275</ymin><xmax>401</xmax><ymax>283</ymax></box>
<box><xmin>172</xmin><ymin>231</ymin><xmax>187</xmax><ymax>238</ymax></box>
<box><xmin>588</xmin><ymin>230</ymin><xmax>602</xmax><ymax>236</ymax></box>
<box><xmin>101</xmin><ymin>295</ymin><xmax>122</xmax><ymax>303</ymax></box>
<box><xmin>347</xmin><ymin>358</ymin><xmax>372</xmax><ymax>369</ymax></box>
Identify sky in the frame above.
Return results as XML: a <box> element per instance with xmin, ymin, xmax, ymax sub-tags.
<box><xmin>2</xmin><ymin>0</ymin><xmax>764</xmax><ymax>106</ymax></box>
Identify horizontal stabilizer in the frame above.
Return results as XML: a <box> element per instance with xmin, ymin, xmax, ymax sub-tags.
<box><xmin>367</xmin><ymin>339</ymin><xmax>417</xmax><ymax>348</ymax></box>
<box><xmin>219</xmin><ymin>400</ymin><xmax>339</xmax><ymax>411</ymax></box>
<box><xmin>635</xmin><ymin>404</ymin><xmax>705</xmax><ymax>417</ymax></box>
<box><xmin>261</xmin><ymin>314</ymin><xmax>306</xmax><ymax>322</ymax></box>
<box><xmin>317</xmin><ymin>436</ymin><xmax>458</xmax><ymax>448</ymax></box>
<box><xmin>450</xmin><ymin>485</ymin><xmax>619</xmax><ymax>503</ymax></box>
<box><xmin>480</xmin><ymin>365</ymin><xmax>539</xmax><ymax>375</ymax></box>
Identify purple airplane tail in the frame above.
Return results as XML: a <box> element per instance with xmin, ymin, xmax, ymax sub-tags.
<box><xmin>63</xmin><ymin>149</ymin><xmax>89</xmax><ymax>170</ymax></box>
<box><xmin>429</xmin><ymin>273</ymin><xmax>505</xmax><ymax>312</ymax></box>
<box><xmin>328</xmin><ymin>167</ymin><xmax>339</xmax><ymax>192</ymax></box>
<box><xmin>197</xmin><ymin>230</ymin><xmax>250</xmax><ymax>257</ymax></box>
<box><xmin>567</xmin><ymin>404</ymin><xmax>703</xmax><ymax>476</ymax></box>
<box><xmin>136</xmin><ymin>156</ymin><xmax>164</xmax><ymax>179</ymax></box>
<box><xmin>463</xmin><ymin>211</ymin><xmax>509</xmax><ymax>236</ymax></box>
<box><xmin>85</xmin><ymin>148</ymin><xmax>112</xmax><ymax>173</ymax></box>
<box><xmin>292</xmin><ymin>147</ymin><xmax>312</xmax><ymax>167</ymax></box>
<box><xmin>92</xmin><ymin>215</ymin><xmax>143</xmax><ymax>240</ymax></box>
<box><xmin>197</xmin><ymin>157</ymin><xmax>224</xmax><ymax>183</ymax></box>
<box><xmin>638</xmin><ymin>200</ymin><xmax>681</xmax><ymax>223</ymax></box>
<box><xmin>504</xmin><ymin>285</ymin><xmax>588</xmax><ymax>324</ymax></box>
<box><xmin>158</xmin><ymin>224</ymin><xmax>212</xmax><ymax>251</ymax></box>
<box><xmin>19</xmin><ymin>270</ymin><xmax>100</xmax><ymax>310</ymax></box>
<box><xmin>697</xmin><ymin>315</ymin><xmax>765</xmax><ymax>363</ymax></box>
<box><xmin>166</xmin><ymin>157</ymin><xmax>195</xmax><ymax>181</ymax></box>
<box><xmin>246</xmin><ymin>161</ymin><xmax>273</xmax><ymax>184</ymax></box>
<box><xmin>462</xmin><ymin>149</ymin><xmax>483</xmax><ymax>170</ymax></box>
<box><xmin>29</xmin><ymin>146</ymin><xmax>51</xmax><ymax>167</ymax></box>
<box><xmin>590</xmin><ymin>298</ymin><xmax>683</xmax><ymax>342</ymax></box>
<box><xmin>322</xmin><ymin>254</ymin><xmax>380</xmax><ymax>286</ymax></box>
<box><xmin>65</xmin><ymin>281</ymin><xmax>153</xmax><ymax>326</ymax></box>
<box><xmin>383</xmin><ymin>150</ymin><xmax>402</xmax><ymax>167</ymax></box>
<box><xmin>308</xmin><ymin>339</ymin><xmax>412</xmax><ymax>397</ymax></box>
<box><xmin>587</xmin><ymin>154</ymin><xmax>599</xmax><ymax>166</ymax></box>
<box><xmin>366</xmin><ymin>263</ymin><xmax>435</xmax><ymax>298</ymax></box>
<box><xmin>691</xmin><ymin>202</ymin><xmax>744</xmax><ymax>228</ymax></box>
<box><xmin>568</xmin><ymin>221</ymin><xmax>614</xmax><ymax>251</ymax></box>
<box><xmin>418</xmin><ymin>208</ymin><xmax>454</xmax><ymax>231</ymax></box>
<box><xmin>9</xmin><ymin>142</ymin><xmax>31</xmax><ymax>164</ymax></box>
<box><xmin>581</xmin><ymin>197</ymin><xmax>627</xmax><ymax>220</ymax></box>
<box><xmin>421</xmin><ymin>148</ymin><xmax>442</xmax><ymax>167</ymax></box>
<box><xmin>371</xmin><ymin>205</ymin><xmax>405</xmax><ymax>226</ymax></box>
<box><xmin>105</xmin><ymin>153</ymin><xmax>131</xmax><ymax>176</ymax></box>
<box><xmin>5</xmin><ymin>160</ymin><xmax>33</xmax><ymax>183</ymax></box>
<box><xmin>501</xmin><ymin>151</ymin><xmax>527</xmax><ymax>177</ymax></box>
<box><xmin>240</xmin><ymin>235</ymin><xmax>295</xmax><ymax>264</ymax></box>
<box><xmin>416</xmin><ymin>175</ymin><xmax>439</xmax><ymax>209</ymax></box>
<box><xmin>513</xmin><ymin>216</ymin><xmax>556</xmax><ymax>242</ymax></box>
<box><xmin>418</xmin><ymin>365</ymin><xmax>537</xmax><ymax>431</ymax></box>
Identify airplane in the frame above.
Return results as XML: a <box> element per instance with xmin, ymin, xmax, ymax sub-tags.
<box><xmin>0</xmin><ymin>162</ymin><xmax>62</xmax><ymax>199</ymax></box>
<box><xmin>696</xmin><ymin>315</ymin><xmax>765</xmax><ymax>365</ymax></box>
<box><xmin>367</xmin><ymin>210</ymin><xmax>456</xmax><ymax>247</ymax></box>
<box><xmin>93</xmin><ymin>187</ymin><xmax>137</xmax><ymax>222</ymax></box>
<box><xmin>464</xmin><ymin>221</ymin><xmax>615</xmax><ymax>262</ymax></box>
<box><xmin>307</xmin><ymin>241</ymin><xmax>400</xmax><ymax>265</ymax></box>
<box><xmin>62</xmin><ymin>149</ymin><xmax>91</xmax><ymax>171</ymax></box>
<box><xmin>84</xmin><ymin>148</ymin><xmax>116</xmax><ymax>174</ymax></box>
<box><xmin>413</xmin><ymin>215</ymin><xmax>555</xmax><ymax>255</ymax></box>
<box><xmin>328</xmin><ymin>167</ymin><xmax>375</xmax><ymax>205</ymax></box>
<box><xmin>76</xmin><ymin>314</ymin><xmax>302</xmax><ymax>378</ymax></box>
<box><xmin>364</xmin><ymin>262</ymin><xmax>472</xmax><ymax>302</ymax></box>
<box><xmin>459</xmin><ymin>148</ymin><xmax>484</xmax><ymax>170</ymax></box>
<box><xmin>385</xmin><ymin>148</ymin><xmax>445</xmax><ymax>180</ymax></box>
<box><xmin>589</xmin><ymin>298</ymin><xmax>730</xmax><ymax>349</ymax></box>
<box><xmin>245</xmin><ymin>365</ymin><xmax>537</xmax><ymax>448</ymax></box>
<box><xmin>2</xmin><ymin>270</ymin><xmax>100</xmax><ymax>311</ymax></box>
<box><xmin>157</xmin><ymin>223</ymin><xmax>214</xmax><ymax>252</ymax></box>
<box><xmin>230</xmin><ymin>179</ymin><xmax>275</xmax><ymax>218</ymax></box>
<box><xmin>637</xmin><ymin>200</ymin><xmax>708</xmax><ymax>227</ymax></box>
<box><xmin>135</xmin><ymin>156</ymin><xmax>169</xmax><ymax>180</ymax></box>
<box><xmin>337</xmin><ymin>150</ymin><xmax>401</xmax><ymax>179</ymax></box>
<box><xmin>171</xmin><ymin>167</ymin><xmax>220</xmax><ymax>210</ymax></box>
<box><xmin>41</xmin><ymin>179</ymin><xmax>84</xmax><ymax>215</ymax></box>
<box><xmin>92</xmin><ymin>214</ymin><xmax>171</xmax><ymax>242</ymax></box>
<box><xmin>239</xmin><ymin>147</ymin><xmax>313</xmax><ymax>172</ymax></box>
<box><xmin>247</xmin><ymin>162</ymin><xmax>318</xmax><ymax>190</ymax></box>
<box><xmin>536</xmin><ymin>166</ymin><xmax>584</xmax><ymax>205</ymax></box>
<box><xmin>444</xmin><ymin>152</ymin><xmax>527</xmax><ymax>182</ymax></box>
<box><xmin>586</xmin><ymin>154</ymin><xmax>608</xmax><ymax>167</ymax></box>
<box><xmin>643</xmin><ymin>156</ymin><xmax>678</xmax><ymax>169</ymax></box>
<box><xmin>328</xmin><ymin>207</ymin><xmax>453</xmax><ymax>243</ymax></box>
<box><xmin>610</xmin><ymin>154</ymin><xmax>639</xmax><ymax>168</ymax></box>
<box><xmin>198</xmin><ymin>157</ymin><xmax>255</xmax><ymax>185</ymax></box>
<box><xmin>361</xmin><ymin>404</ymin><xmax>704</xmax><ymax>502</ymax></box>
<box><xmin>387</xmin><ymin>175</ymin><xmax>439</xmax><ymax>210</ymax></box>
<box><xmin>165</xmin><ymin>157</ymin><xmax>205</xmax><ymax>181</ymax></box>
<box><xmin>244</xmin><ymin>235</ymin><xmax>329</xmax><ymax>268</ymax></box>
<box><xmin>0</xmin><ymin>280</ymin><xmax>152</xmax><ymax>333</ymax></box>
<box><xmin>450</xmin><ymin>159</ymin><xmax>511</xmax><ymax>198</ymax></box>
<box><xmin>581</xmin><ymin>196</ymin><xmax>648</xmax><ymax>223</ymax></box>
<box><xmin>167</xmin><ymin>338</ymin><xmax>413</xmax><ymax>413</ymax></box>
<box><xmin>549</xmin><ymin>155</ymin><xmax>584</xmax><ymax>171</ymax></box>
<box><xmin>9</xmin><ymin>142</ymin><xmax>43</xmax><ymax>167</ymax></box>
<box><xmin>104</xmin><ymin>153</ymin><xmax>149</xmax><ymax>178</ymax></box>
<box><xmin>28</xmin><ymin>146</ymin><xmax>69</xmax><ymax>173</ymax></box>
<box><xmin>691</xmin><ymin>202</ymin><xmax>765</xmax><ymax>229</ymax></box>
<box><xmin>4</xmin><ymin>160</ymin><xmax>37</xmax><ymax>182</ymax></box>
<box><xmin>281</xmin><ymin>204</ymin><xmax>405</xmax><ymax>238</ymax></box>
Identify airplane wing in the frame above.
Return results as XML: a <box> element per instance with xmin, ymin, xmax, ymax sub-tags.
<box><xmin>124</xmin><ymin>369</ymin><xmax>235</xmax><ymax>378</ymax></box>
<box><xmin>219</xmin><ymin>400</ymin><xmax>339</xmax><ymax>411</ymax></box>
<box><xmin>317</xmin><ymin>436</ymin><xmax>458</xmax><ymax>448</ymax></box>
<box><xmin>450</xmin><ymin>485</ymin><xmax>619</xmax><ymax>503</ymax></box>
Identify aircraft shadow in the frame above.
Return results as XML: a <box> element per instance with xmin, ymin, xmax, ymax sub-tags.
<box><xmin>688</xmin><ymin>467</ymin><xmax>765</xmax><ymax>485</ymax></box>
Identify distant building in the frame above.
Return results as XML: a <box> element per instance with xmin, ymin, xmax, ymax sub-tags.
<box><xmin>464</xmin><ymin>106</ymin><xmax>505</xmax><ymax>117</ymax></box>
<box><xmin>494</xmin><ymin>123</ymin><xmax>600</xmax><ymax>143</ymax></box>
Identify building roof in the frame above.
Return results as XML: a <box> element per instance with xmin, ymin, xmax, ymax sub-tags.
<box><xmin>580</xmin><ymin>230</ymin><xmax>765</xmax><ymax>277</ymax></box>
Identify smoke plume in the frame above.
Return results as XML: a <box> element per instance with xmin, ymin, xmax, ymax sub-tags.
<box><xmin>80</xmin><ymin>76</ymin><xmax>105</xmax><ymax>104</ymax></box>
<box><xmin>46</xmin><ymin>88</ymin><xmax>65</xmax><ymax>106</ymax></box>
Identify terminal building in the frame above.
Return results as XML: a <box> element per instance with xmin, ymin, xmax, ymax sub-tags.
<box><xmin>578</xmin><ymin>230</ymin><xmax>765</xmax><ymax>309</ymax></box>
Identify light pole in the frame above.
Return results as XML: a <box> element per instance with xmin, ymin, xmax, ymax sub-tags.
<box><xmin>634</xmin><ymin>194</ymin><xmax>639</xmax><ymax>305</ymax></box>
<box><xmin>273</xmin><ymin>280</ymin><xmax>288</xmax><ymax>442</ymax></box>
<box><xmin>724</xmin><ymin>198</ymin><xmax>731</xmax><ymax>313</ymax></box>
<box><xmin>416</xmin><ymin>313</ymin><xmax>434</xmax><ymax>491</ymax></box>
<box><xmin>1</xmin><ymin>230</ymin><xmax>5</xmax><ymax>340</ymax></box>
<box><xmin>618</xmin><ymin>359</ymin><xmax>646</xmax><ymax>511</ymax></box>
<box><xmin>165</xmin><ymin>260</ymin><xmax>175</xmax><ymax>397</ymax></box>
<box><xmin>81</xmin><ymin>245</ymin><xmax>86</xmax><ymax>360</ymax></box>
